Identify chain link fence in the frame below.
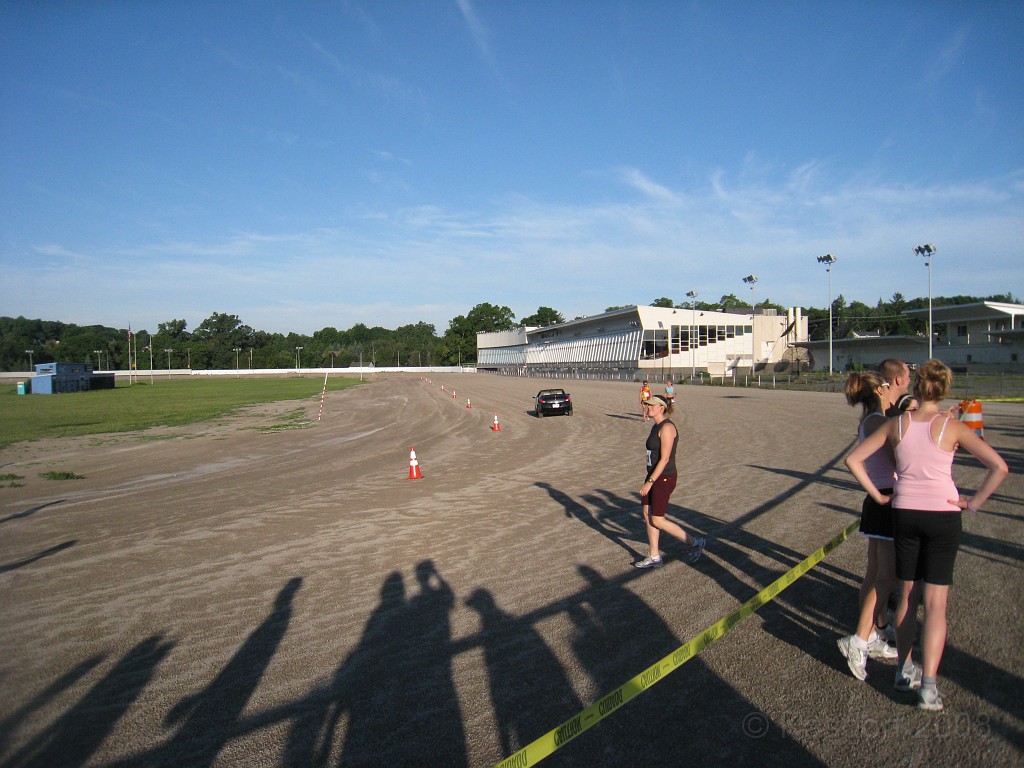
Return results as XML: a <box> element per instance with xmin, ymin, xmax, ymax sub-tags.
<box><xmin>480</xmin><ymin>367</ymin><xmax>1024</xmax><ymax>400</ymax></box>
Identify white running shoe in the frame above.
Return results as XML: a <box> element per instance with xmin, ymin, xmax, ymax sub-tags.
<box><xmin>633</xmin><ymin>555</ymin><xmax>664</xmax><ymax>569</ymax></box>
<box><xmin>837</xmin><ymin>635</ymin><xmax>868</xmax><ymax>681</ymax></box>
<box><xmin>866</xmin><ymin>634</ymin><xmax>898</xmax><ymax>660</ymax></box>
<box><xmin>918</xmin><ymin>686</ymin><xmax>944</xmax><ymax>712</ymax></box>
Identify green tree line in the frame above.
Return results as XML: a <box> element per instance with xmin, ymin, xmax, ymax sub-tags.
<box><xmin>1</xmin><ymin>294</ymin><xmax>1016</xmax><ymax>372</ymax></box>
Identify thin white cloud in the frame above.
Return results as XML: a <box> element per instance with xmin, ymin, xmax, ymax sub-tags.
<box><xmin>370</xmin><ymin>149</ymin><xmax>412</xmax><ymax>165</ymax></box>
<box><xmin>456</xmin><ymin>0</ymin><xmax>495</xmax><ymax>67</ymax></box>
<box><xmin>618</xmin><ymin>168</ymin><xmax>684</xmax><ymax>206</ymax></box>
<box><xmin>928</xmin><ymin>25</ymin><xmax>969</xmax><ymax>84</ymax></box>
<box><xmin>308</xmin><ymin>38</ymin><xmax>429</xmax><ymax>117</ymax></box>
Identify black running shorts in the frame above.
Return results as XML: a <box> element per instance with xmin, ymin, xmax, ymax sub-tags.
<box><xmin>893</xmin><ymin>508</ymin><xmax>963</xmax><ymax>586</ymax></box>
<box><xmin>859</xmin><ymin>489</ymin><xmax>895</xmax><ymax>540</ymax></box>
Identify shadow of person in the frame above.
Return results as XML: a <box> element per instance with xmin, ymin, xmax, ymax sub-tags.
<box><xmin>281</xmin><ymin>571</ymin><xmax>408</xmax><ymax>767</ymax></box>
<box><xmin>562</xmin><ymin>564</ymin><xmax>712</xmax><ymax>759</ymax></box>
<box><xmin>3</xmin><ymin>636</ymin><xmax>172</xmax><ymax>768</ymax></box>
<box><xmin>536</xmin><ymin>482</ymin><xmax>643</xmax><ymax>559</ymax></box>
<box><xmin>0</xmin><ymin>499</ymin><xmax>65</xmax><ymax>525</ymax></box>
<box><xmin>333</xmin><ymin>561</ymin><xmax>467</xmax><ymax>767</ymax></box>
<box><xmin>465</xmin><ymin>588</ymin><xmax>584</xmax><ymax>758</ymax></box>
<box><xmin>573</xmin><ymin>565</ymin><xmax>681</xmax><ymax>691</ymax></box>
<box><xmin>566</xmin><ymin>566</ymin><xmax>827</xmax><ymax>766</ymax></box>
<box><xmin>151</xmin><ymin>576</ymin><xmax>303</xmax><ymax>767</ymax></box>
<box><xmin>0</xmin><ymin>653</ymin><xmax>106</xmax><ymax>756</ymax></box>
<box><xmin>387</xmin><ymin>560</ymin><xmax>467</xmax><ymax>766</ymax></box>
<box><xmin>0</xmin><ymin>540</ymin><xmax>76</xmax><ymax>574</ymax></box>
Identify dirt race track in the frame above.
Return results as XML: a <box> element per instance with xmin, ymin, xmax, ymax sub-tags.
<box><xmin>1</xmin><ymin>374</ymin><xmax>1021</xmax><ymax>767</ymax></box>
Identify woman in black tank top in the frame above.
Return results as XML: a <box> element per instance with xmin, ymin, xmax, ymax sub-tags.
<box><xmin>633</xmin><ymin>396</ymin><xmax>705</xmax><ymax>568</ymax></box>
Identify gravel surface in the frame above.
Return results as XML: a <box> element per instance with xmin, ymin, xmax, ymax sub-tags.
<box><xmin>1</xmin><ymin>373</ymin><xmax>1021</xmax><ymax>767</ymax></box>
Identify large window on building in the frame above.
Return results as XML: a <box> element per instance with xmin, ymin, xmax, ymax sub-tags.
<box><xmin>641</xmin><ymin>329</ymin><xmax>669</xmax><ymax>359</ymax></box>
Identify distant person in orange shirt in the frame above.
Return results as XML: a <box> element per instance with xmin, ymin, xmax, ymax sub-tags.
<box><xmin>639</xmin><ymin>380</ymin><xmax>652</xmax><ymax>421</ymax></box>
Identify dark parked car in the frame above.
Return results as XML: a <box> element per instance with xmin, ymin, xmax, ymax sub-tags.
<box><xmin>534</xmin><ymin>388</ymin><xmax>572</xmax><ymax>417</ymax></box>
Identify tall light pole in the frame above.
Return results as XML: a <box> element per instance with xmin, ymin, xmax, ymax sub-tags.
<box><xmin>816</xmin><ymin>254</ymin><xmax>837</xmax><ymax>374</ymax></box>
<box><xmin>25</xmin><ymin>349</ymin><xmax>34</xmax><ymax>370</ymax></box>
<box><xmin>913</xmin><ymin>243</ymin><xmax>936</xmax><ymax>359</ymax></box>
<box><xmin>686</xmin><ymin>290</ymin><xmax>698</xmax><ymax>380</ymax></box>
<box><xmin>164</xmin><ymin>349</ymin><xmax>172</xmax><ymax>369</ymax></box>
<box><xmin>233</xmin><ymin>347</ymin><xmax>241</xmax><ymax>375</ymax></box>
<box><xmin>742</xmin><ymin>276</ymin><xmax>759</xmax><ymax>371</ymax></box>
<box><xmin>295</xmin><ymin>346</ymin><xmax>303</xmax><ymax>370</ymax></box>
<box><xmin>94</xmin><ymin>349</ymin><xmax>102</xmax><ymax>370</ymax></box>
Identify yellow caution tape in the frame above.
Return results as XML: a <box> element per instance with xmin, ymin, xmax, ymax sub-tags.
<box><xmin>495</xmin><ymin>518</ymin><xmax>862</xmax><ymax>768</ymax></box>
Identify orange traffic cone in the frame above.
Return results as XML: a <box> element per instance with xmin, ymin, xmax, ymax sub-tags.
<box><xmin>408</xmin><ymin>448</ymin><xmax>423</xmax><ymax>480</ymax></box>
<box><xmin>959</xmin><ymin>399</ymin><xmax>984</xmax><ymax>439</ymax></box>
<box><xmin>466</xmin><ymin>398</ymin><xmax>472</xmax><ymax>408</ymax></box>
<box><xmin>491</xmin><ymin>414</ymin><xmax>501</xmax><ymax>431</ymax></box>
<box><xmin>452</xmin><ymin>390</ymin><xmax>457</xmax><ymax>399</ymax></box>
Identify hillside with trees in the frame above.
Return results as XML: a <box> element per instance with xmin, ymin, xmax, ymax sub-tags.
<box><xmin>1</xmin><ymin>294</ymin><xmax>1017</xmax><ymax>372</ymax></box>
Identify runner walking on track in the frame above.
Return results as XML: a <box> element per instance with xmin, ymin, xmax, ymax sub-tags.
<box><xmin>845</xmin><ymin>359</ymin><xmax>1008</xmax><ymax>712</ymax></box>
<box><xmin>633</xmin><ymin>396</ymin><xmax>705</xmax><ymax>569</ymax></box>
<box><xmin>639</xmin><ymin>380</ymin><xmax>652</xmax><ymax>421</ymax></box>
<box><xmin>836</xmin><ymin>370</ymin><xmax>899</xmax><ymax>681</ymax></box>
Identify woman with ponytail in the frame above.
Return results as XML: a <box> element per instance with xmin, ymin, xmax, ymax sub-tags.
<box><xmin>836</xmin><ymin>370</ymin><xmax>899</xmax><ymax>682</ymax></box>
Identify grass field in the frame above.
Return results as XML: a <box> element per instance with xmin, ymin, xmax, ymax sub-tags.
<box><xmin>0</xmin><ymin>377</ymin><xmax>362</xmax><ymax>448</ymax></box>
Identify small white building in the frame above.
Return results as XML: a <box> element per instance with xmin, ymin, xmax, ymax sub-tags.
<box><xmin>477</xmin><ymin>305</ymin><xmax>810</xmax><ymax>378</ymax></box>
<box><xmin>801</xmin><ymin>301</ymin><xmax>1024</xmax><ymax>371</ymax></box>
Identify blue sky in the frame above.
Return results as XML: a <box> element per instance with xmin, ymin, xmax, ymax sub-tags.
<box><xmin>2</xmin><ymin>1</ymin><xmax>1021</xmax><ymax>336</ymax></box>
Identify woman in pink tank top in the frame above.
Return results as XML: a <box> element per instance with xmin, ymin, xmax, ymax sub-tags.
<box><xmin>846</xmin><ymin>360</ymin><xmax>1007</xmax><ymax>712</ymax></box>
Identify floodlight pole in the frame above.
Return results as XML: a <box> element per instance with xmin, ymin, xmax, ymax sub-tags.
<box><xmin>233</xmin><ymin>347</ymin><xmax>241</xmax><ymax>377</ymax></box>
<box><xmin>25</xmin><ymin>349</ymin><xmax>34</xmax><ymax>370</ymax></box>
<box><xmin>295</xmin><ymin>346</ymin><xmax>303</xmax><ymax>371</ymax></box>
<box><xmin>913</xmin><ymin>244</ymin><xmax>936</xmax><ymax>358</ymax></box>
<box><xmin>686</xmin><ymin>290</ymin><xmax>698</xmax><ymax>381</ymax></box>
<box><xmin>94</xmin><ymin>349</ymin><xmax>102</xmax><ymax>370</ymax></box>
<box><xmin>742</xmin><ymin>275</ymin><xmax>758</xmax><ymax>371</ymax></box>
<box><xmin>816</xmin><ymin>254</ymin><xmax>837</xmax><ymax>374</ymax></box>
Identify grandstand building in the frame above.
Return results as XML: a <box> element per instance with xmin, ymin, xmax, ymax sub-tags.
<box><xmin>477</xmin><ymin>305</ymin><xmax>809</xmax><ymax>379</ymax></box>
